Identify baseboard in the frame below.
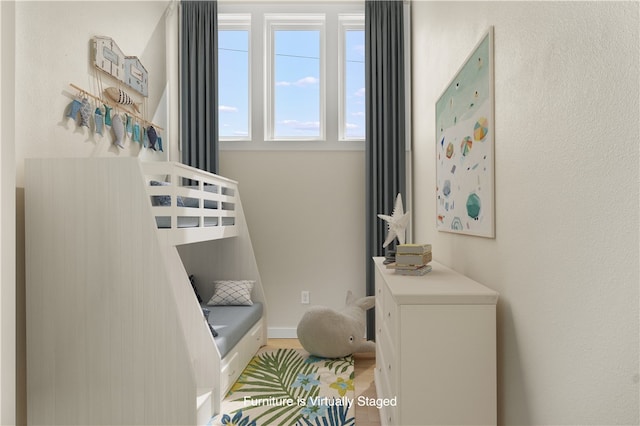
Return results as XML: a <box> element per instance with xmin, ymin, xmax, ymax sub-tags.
<box><xmin>268</xmin><ymin>327</ymin><xmax>297</xmax><ymax>339</ymax></box>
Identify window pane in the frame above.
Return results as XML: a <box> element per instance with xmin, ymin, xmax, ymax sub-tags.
<box><xmin>218</xmin><ymin>30</ymin><xmax>249</xmax><ymax>139</ymax></box>
<box><xmin>274</xmin><ymin>30</ymin><xmax>320</xmax><ymax>138</ymax></box>
<box><xmin>344</xmin><ymin>29</ymin><xmax>365</xmax><ymax>139</ymax></box>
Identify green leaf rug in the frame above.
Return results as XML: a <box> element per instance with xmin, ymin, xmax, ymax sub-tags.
<box><xmin>210</xmin><ymin>348</ymin><xmax>355</xmax><ymax>426</ymax></box>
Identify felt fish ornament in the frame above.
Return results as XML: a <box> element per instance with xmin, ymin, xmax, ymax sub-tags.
<box><xmin>132</xmin><ymin>122</ymin><xmax>141</xmax><ymax>143</ymax></box>
<box><xmin>104</xmin><ymin>87</ymin><xmax>140</xmax><ymax>113</ymax></box>
<box><xmin>125</xmin><ymin>114</ymin><xmax>133</xmax><ymax>136</ymax></box>
<box><xmin>104</xmin><ymin>104</ymin><xmax>112</xmax><ymax>126</ymax></box>
<box><xmin>147</xmin><ymin>125</ymin><xmax>158</xmax><ymax>151</ymax></box>
<box><xmin>94</xmin><ymin>108</ymin><xmax>104</xmax><ymax>136</ymax></box>
<box><xmin>79</xmin><ymin>98</ymin><xmax>91</xmax><ymax>128</ymax></box>
<box><xmin>66</xmin><ymin>98</ymin><xmax>82</xmax><ymax>121</ymax></box>
<box><xmin>112</xmin><ymin>114</ymin><xmax>125</xmax><ymax>149</ymax></box>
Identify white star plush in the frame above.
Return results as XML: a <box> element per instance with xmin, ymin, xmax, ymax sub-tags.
<box><xmin>377</xmin><ymin>193</ymin><xmax>410</xmax><ymax>248</ymax></box>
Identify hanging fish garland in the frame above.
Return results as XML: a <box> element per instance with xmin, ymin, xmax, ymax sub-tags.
<box><xmin>112</xmin><ymin>114</ymin><xmax>125</xmax><ymax>149</ymax></box>
<box><xmin>63</xmin><ymin>84</ymin><xmax>164</xmax><ymax>151</ymax></box>
<box><xmin>104</xmin><ymin>87</ymin><xmax>141</xmax><ymax>113</ymax></box>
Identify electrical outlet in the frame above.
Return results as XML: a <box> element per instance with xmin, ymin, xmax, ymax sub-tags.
<box><xmin>301</xmin><ymin>291</ymin><xmax>310</xmax><ymax>304</ymax></box>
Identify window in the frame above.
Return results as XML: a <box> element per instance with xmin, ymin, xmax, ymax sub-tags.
<box><xmin>218</xmin><ymin>4</ymin><xmax>364</xmax><ymax>149</ymax></box>
<box><xmin>218</xmin><ymin>14</ymin><xmax>250</xmax><ymax>140</ymax></box>
<box><xmin>339</xmin><ymin>14</ymin><xmax>365</xmax><ymax>140</ymax></box>
<box><xmin>266</xmin><ymin>15</ymin><xmax>325</xmax><ymax>140</ymax></box>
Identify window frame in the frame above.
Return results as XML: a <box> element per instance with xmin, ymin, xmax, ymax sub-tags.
<box><xmin>218</xmin><ymin>13</ymin><xmax>252</xmax><ymax>142</ymax></box>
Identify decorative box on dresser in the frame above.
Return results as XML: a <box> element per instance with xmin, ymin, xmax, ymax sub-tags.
<box><xmin>373</xmin><ymin>257</ymin><xmax>499</xmax><ymax>426</ymax></box>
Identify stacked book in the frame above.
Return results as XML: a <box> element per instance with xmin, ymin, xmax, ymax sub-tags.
<box><xmin>387</xmin><ymin>244</ymin><xmax>432</xmax><ymax>276</ymax></box>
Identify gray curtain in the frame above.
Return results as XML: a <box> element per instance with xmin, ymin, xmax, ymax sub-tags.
<box><xmin>181</xmin><ymin>0</ymin><xmax>219</xmax><ymax>174</ymax></box>
<box><xmin>365</xmin><ymin>0</ymin><xmax>406</xmax><ymax>340</ymax></box>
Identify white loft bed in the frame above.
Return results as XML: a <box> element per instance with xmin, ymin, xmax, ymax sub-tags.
<box><xmin>25</xmin><ymin>157</ymin><xmax>267</xmax><ymax>425</ymax></box>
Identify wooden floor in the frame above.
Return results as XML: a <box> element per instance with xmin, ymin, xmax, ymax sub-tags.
<box><xmin>266</xmin><ymin>338</ymin><xmax>381</xmax><ymax>426</ymax></box>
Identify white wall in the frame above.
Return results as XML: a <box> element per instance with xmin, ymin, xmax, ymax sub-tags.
<box><xmin>220</xmin><ymin>150</ymin><xmax>366</xmax><ymax>336</ymax></box>
<box><xmin>412</xmin><ymin>2</ymin><xmax>639</xmax><ymax>425</ymax></box>
<box><xmin>0</xmin><ymin>1</ymin><xmax>16</xmax><ymax>424</ymax></box>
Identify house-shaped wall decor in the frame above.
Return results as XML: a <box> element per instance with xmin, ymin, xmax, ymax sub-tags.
<box><xmin>91</xmin><ymin>36</ymin><xmax>125</xmax><ymax>82</ymax></box>
<box><xmin>124</xmin><ymin>56</ymin><xmax>148</xmax><ymax>97</ymax></box>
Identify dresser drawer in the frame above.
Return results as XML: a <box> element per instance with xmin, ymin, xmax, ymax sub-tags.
<box><xmin>375</xmin><ymin>268</ymin><xmax>385</xmax><ymax>313</ymax></box>
<box><xmin>381</xmin><ymin>281</ymin><xmax>398</xmax><ymax>335</ymax></box>
<box><xmin>375</xmin><ymin>340</ymin><xmax>398</xmax><ymax>426</ymax></box>
<box><xmin>376</xmin><ymin>326</ymin><xmax>397</xmax><ymax>393</ymax></box>
<box><xmin>375</xmin><ymin>267</ymin><xmax>398</xmax><ymax>332</ymax></box>
<box><xmin>375</xmin><ymin>269</ymin><xmax>385</xmax><ymax>339</ymax></box>
<box><xmin>380</xmin><ymin>400</ymin><xmax>398</xmax><ymax>426</ymax></box>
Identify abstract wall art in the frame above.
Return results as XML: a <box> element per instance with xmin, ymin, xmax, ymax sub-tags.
<box><xmin>436</xmin><ymin>27</ymin><xmax>495</xmax><ymax>238</ymax></box>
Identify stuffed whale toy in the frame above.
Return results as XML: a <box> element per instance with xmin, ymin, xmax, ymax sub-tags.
<box><xmin>297</xmin><ymin>290</ymin><xmax>376</xmax><ymax>358</ymax></box>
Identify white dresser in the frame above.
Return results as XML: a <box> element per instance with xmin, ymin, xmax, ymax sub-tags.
<box><xmin>373</xmin><ymin>257</ymin><xmax>498</xmax><ymax>426</ymax></box>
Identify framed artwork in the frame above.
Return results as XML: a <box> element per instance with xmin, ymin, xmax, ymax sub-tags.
<box><xmin>436</xmin><ymin>27</ymin><xmax>495</xmax><ymax>238</ymax></box>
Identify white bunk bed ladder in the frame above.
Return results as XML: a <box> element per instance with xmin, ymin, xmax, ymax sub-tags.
<box><xmin>142</xmin><ymin>161</ymin><xmax>240</xmax><ymax>246</ymax></box>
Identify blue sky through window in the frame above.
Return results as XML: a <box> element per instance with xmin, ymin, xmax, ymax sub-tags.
<box><xmin>345</xmin><ymin>29</ymin><xmax>365</xmax><ymax>139</ymax></box>
<box><xmin>218</xmin><ymin>30</ymin><xmax>249</xmax><ymax>138</ymax></box>
<box><xmin>274</xmin><ymin>30</ymin><xmax>320</xmax><ymax>138</ymax></box>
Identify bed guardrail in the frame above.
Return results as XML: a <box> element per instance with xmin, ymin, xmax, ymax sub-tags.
<box><xmin>141</xmin><ymin>161</ymin><xmax>239</xmax><ymax>245</ymax></box>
